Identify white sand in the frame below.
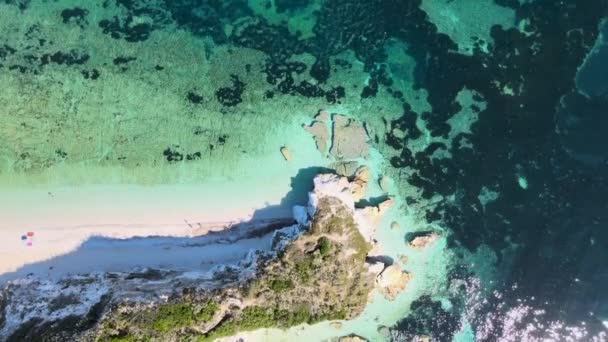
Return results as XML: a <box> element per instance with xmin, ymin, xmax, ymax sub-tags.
<box><xmin>0</xmin><ymin>181</ymin><xmax>299</xmax><ymax>278</ymax></box>
<box><xmin>0</xmin><ymin>220</ymin><xmax>279</xmax><ymax>284</ymax></box>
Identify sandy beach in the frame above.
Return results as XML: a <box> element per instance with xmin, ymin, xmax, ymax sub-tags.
<box><xmin>0</xmin><ymin>182</ymin><xmax>297</xmax><ymax>279</ymax></box>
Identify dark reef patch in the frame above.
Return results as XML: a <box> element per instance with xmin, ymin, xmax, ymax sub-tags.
<box><xmin>3</xmin><ymin>0</ymin><xmax>30</xmax><ymax>11</ymax></box>
<box><xmin>162</xmin><ymin>146</ymin><xmax>202</xmax><ymax>163</ymax></box>
<box><xmin>388</xmin><ymin>296</ymin><xmax>459</xmax><ymax>342</ymax></box>
<box><xmin>99</xmin><ymin>16</ymin><xmax>154</xmax><ymax>42</ymax></box>
<box><xmin>274</xmin><ymin>0</ymin><xmax>310</xmax><ymax>13</ymax></box>
<box><xmin>0</xmin><ymin>44</ymin><xmax>17</xmax><ymax>60</ymax></box>
<box><xmin>81</xmin><ymin>69</ymin><xmax>100</xmax><ymax>80</ymax></box>
<box><xmin>166</xmin><ymin>0</ymin><xmax>252</xmax><ymax>44</ymax></box>
<box><xmin>113</xmin><ymin>56</ymin><xmax>136</xmax><ymax>65</ymax></box>
<box><xmin>113</xmin><ymin>56</ymin><xmax>136</xmax><ymax>71</ymax></box>
<box><xmin>360</xmin><ymin>64</ymin><xmax>392</xmax><ymax>99</ymax></box>
<box><xmin>40</xmin><ymin>50</ymin><xmax>90</xmax><ymax>66</ymax></box>
<box><xmin>61</xmin><ymin>7</ymin><xmax>89</xmax><ymax>27</ymax></box>
<box><xmin>381</xmin><ymin>0</ymin><xmax>608</xmax><ymax>339</ymax></box>
<box><xmin>215</xmin><ymin>74</ymin><xmax>245</xmax><ymax>107</ymax></box>
<box><xmin>162</xmin><ymin>147</ymin><xmax>183</xmax><ymax>163</ymax></box>
<box><xmin>187</xmin><ymin>91</ymin><xmax>204</xmax><ymax>105</ymax></box>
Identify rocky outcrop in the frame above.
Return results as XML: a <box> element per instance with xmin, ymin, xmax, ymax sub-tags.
<box><xmin>308</xmin><ymin>171</ymin><xmax>392</xmax><ymax>243</ymax></box>
<box><xmin>0</xmin><ymin>171</ymin><xmax>391</xmax><ymax>342</ymax></box>
<box><xmin>376</xmin><ymin>264</ymin><xmax>411</xmax><ymax>301</ymax></box>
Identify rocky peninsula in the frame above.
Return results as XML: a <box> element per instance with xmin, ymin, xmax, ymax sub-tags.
<box><xmin>0</xmin><ymin>171</ymin><xmax>407</xmax><ymax>342</ymax></box>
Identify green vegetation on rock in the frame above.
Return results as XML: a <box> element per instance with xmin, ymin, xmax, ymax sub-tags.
<box><xmin>269</xmin><ymin>278</ymin><xmax>295</xmax><ymax>292</ymax></box>
<box><xmin>152</xmin><ymin>301</ymin><xmax>218</xmax><ymax>332</ymax></box>
<box><xmin>317</xmin><ymin>236</ymin><xmax>331</xmax><ymax>256</ymax></box>
<box><xmin>198</xmin><ymin>306</ymin><xmax>317</xmax><ymax>342</ymax></box>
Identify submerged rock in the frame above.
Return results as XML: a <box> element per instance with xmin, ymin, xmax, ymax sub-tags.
<box><xmin>338</xmin><ymin>334</ymin><xmax>369</xmax><ymax>342</ymax></box>
<box><xmin>330</xmin><ymin>114</ymin><xmax>370</xmax><ymax>159</ymax></box>
<box><xmin>315</xmin><ymin>110</ymin><xmax>330</xmax><ymax>122</ymax></box>
<box><xmin>379</xmin><ymin>176</ymin><xmax>390</xmax><ymax>192</ymax></box>
<box><xmin>408</xmin><ymin>232</ymin><xmax>440</xmax><ymax>249</ymax></box>
<box><xmin>304</xmin><ymin>120</ymin><xmax>330</xmax><ymax>154</ymax></box>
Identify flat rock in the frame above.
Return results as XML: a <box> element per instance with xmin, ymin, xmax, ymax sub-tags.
<box><xmin>330</xmin><ymin>114</ymin><xmax>369</xmax><ymax>159</ymax></box>
<box><xmin>304</xmin><ymin>121</ymin><xmax>330</xmax><ymax>153</ymax></box>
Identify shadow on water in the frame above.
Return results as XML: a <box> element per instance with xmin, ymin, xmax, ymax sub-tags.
<box><xmin>249</xmin><ymin>166</ymin><xmax>333</xmax><ymax>220</ymax></box>
<box><xmin>355</xmin><ymin>195</ymin><xmax>391</xmax><ymax>208</ymax></box>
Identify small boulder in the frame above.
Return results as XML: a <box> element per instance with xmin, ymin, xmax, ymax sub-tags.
<box><xmin>280</xmin><ymin>146</ymin><xmax>292</xmax><ymax>161</ymax></box>
<box><xmin>390</xmin><ymin>221</ymin><xmax>400</xmax><ymax>230</ymax></box>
